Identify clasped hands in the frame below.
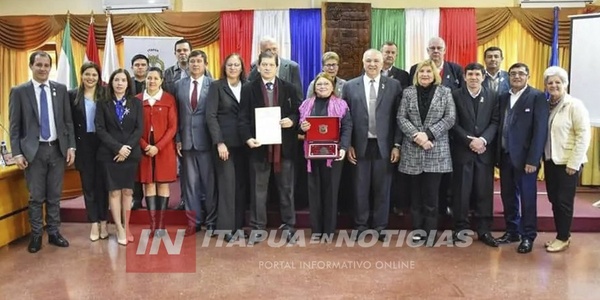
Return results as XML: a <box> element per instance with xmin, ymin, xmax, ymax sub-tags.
<box><xmin>467</xmin><ymin>135</ymin><xmax>486</xmax><ymax>154</ymax></box>
<box><xmin>413</xmin><ymin>132</ymin><xmax>433</xmax><ymax>150</ymax></box>
<box><xmin>144</xmin><ymin>145</ymin><xmax>159</xmax><ymax>157</ymax></box>
<box><xmin>113</xmin><ymin>145</ymin><xmax>131</xmax><ymax>162</ymax></box>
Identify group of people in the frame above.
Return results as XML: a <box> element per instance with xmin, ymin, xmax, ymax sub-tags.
<box><xmin>8</xmin><ymin>35</ymin><xmax>590</xmax><ymax>254</ymax></box>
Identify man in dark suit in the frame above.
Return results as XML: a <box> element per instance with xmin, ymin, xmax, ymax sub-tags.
<box><xmin>381</xmin><ymin>41</ymin><xmax>410</xmax><ymax>89</ymax></box>
<box><xmin>409</xmin><ymin>37</ymin><xmax>463</xmax><ymax>217</ymax></box>
<box><xmin>8</xmin><ymin>51</ymin><xmax>76</xmax><ymax>253</ymax></box>
<box><xmin>342</xmin><ymin>49</ymin><xmax>402</xmax><ymax>241</ymax></box>
<box><xmin>129</xmin><ymin>54</ymin><xmax>148</xmax><ymax>210</ymax></box>
<box><xmin>409</xmin><ymin>37</ymin><xmax>463</xmax><ymax>91</ymax></box>
<box><xmin>450</xmin><ymin>63</ymin><xmax>499</xmax><ymax>247</ymax></box>
<box><xmin>496</xmin><ymin>62</ymin><xmax>549</xmax><ymax>253</ymax></box>
<box><xmin>248</xmin><ymin>36</ymin><xmax>303</xmax><ymax>101</ymax></box>
<box><xmin>174</xmin><ymin>50</ymin><xmax>216</xmax><ymax>235</ymax></box>
<box><xmin>482</xmin><ymin>47</ymin><xmax>510</xmax><ymax>95</ymax></box>
<box><xmin>238</xmin><ymin>51</ymin><xmax>301</xmax><ymax>243</ymax></box>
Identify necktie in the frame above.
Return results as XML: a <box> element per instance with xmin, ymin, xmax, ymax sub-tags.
<box><xmin>191</xmin><ymin>80</ymin><xmax>198</xmax><ymax>110</ymax></box>
<box><xmin>368</xmin><ymin>80</ymin><xmax>377</xmax><ymax>136</ymax></box>
<box><xmin>39</xmin><ymin>84</ymin><xmax>51</xmax><ymax>140</ymax></box>
<box><xmin>266</xmin><ymin>82</ymin><xmax>273</xmax><ymax>91</ymax></box>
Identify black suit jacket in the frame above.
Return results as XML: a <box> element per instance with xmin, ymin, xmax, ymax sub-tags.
<box><xmin>95</xmin><ymin>97</ymin><xmax>144</xmax><ymax>163</ymax></box>
<box><xmin>206</xmin><ymin>79</ymin><xmax>247</xmax><ymax>148</ymax></box>
<box><xmin>68</xmin><ymin>89</ymin><xmax>103</xmax><ymax>170</ymax></box>
<box><xmin>8</xmin><ymin>80</ymin><xmax>75</xmax><ymax>162</ymax></box>
<box><xmin>451</xmin><ymin>87</ymin><xmax>499</xmax><ymax>165</ymax></box>
<box><xmin>386</xmin><ymin>66</ymin><xmax>411</xmax><ymax>89</ymax></box>
<box><xmin>238</xmin><ymin>78</ymin><xmax>301</xmax><ymax>161</ymax></box>
<box><xmin>410</xmin><ymin>61</ymin><xmax>463</xmax><ymax>91</ymax></box>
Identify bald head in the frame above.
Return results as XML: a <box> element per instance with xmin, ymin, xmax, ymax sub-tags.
<box><xmin>427</xmin><ymin>37</ymin><xmax>446</xmax><ymax>64</ymax></box>
<box><xmin>362</xmin><ymin>49</ymin><xmax>383</xmax><ymax>79</ymax></box>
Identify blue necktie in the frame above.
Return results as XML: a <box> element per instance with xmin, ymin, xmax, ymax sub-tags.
<box><xmin>266</xmin><ymin>82</ymin><xmax>273</xmax><ymax>91</ymax></box>
<box><xmin>39</xmin><ymin>84</ymin><xmax>51</xmax><ymax>140</ymax></box>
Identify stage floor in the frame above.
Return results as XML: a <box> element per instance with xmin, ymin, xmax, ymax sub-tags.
<box><xmin>60</xmin><ymin>180</ymin><xmax>600</xmax><ymax>232</ymax></box>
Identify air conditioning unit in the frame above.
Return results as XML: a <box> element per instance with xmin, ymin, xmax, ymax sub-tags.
<box><xmin>520</xmin><ymin>0</ymin><xmax>592</xmax><ymax>8</ymax></box>
<box><xmin>103</xmin><ymin>0</ymin><xmax>171</xmax><ymax>14</ymax></box>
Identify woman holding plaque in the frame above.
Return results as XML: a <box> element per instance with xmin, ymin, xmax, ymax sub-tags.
<box><xmin>299</xmin><ymin>72</ymin><xmax>352</xmax><ymax>237</ymax></box>
<box><xmin>96</xmin><ymin>69</ymin><xmax>143</xmax><ymax>246</ymax></box>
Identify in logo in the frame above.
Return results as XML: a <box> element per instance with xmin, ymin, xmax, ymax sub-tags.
<box><xmin>126</xmin><ymin>210</ymin><xmax>196</xmax><ymax>273</ymax></box>
<box><xmin>319</xmin><ymin>124</ymin><xmax>328</xmax><ymax>134</ymax></box>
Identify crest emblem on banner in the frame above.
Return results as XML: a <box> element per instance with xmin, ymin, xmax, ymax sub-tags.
<box><xmin>147</xmin><ymin>48</ymin><xmax>165</xmax><ymax>70</ymax></box>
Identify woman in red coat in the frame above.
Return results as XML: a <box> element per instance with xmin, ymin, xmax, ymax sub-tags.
<box><xmin>137</xmin><ymin>67</ymin><xmax>178</xmax><ymax>234</ymax></box>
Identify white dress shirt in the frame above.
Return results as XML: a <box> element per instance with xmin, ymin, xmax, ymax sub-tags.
<box><xmin>32</xmin><ymin>79</ymin><xmax>57</xmax><ymax>142</ymax></box>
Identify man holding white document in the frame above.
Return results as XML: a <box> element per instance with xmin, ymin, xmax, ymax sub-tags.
<box><xmin>238</xmin><ymin>51</ymin><xmax>301</xmax><ymax>243</ymax></box>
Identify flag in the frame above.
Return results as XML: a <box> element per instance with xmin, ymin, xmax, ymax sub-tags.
<box><xmin>102</xmin><ymin>15</ymin><xmax>119</xmax><ymax>84</ymax></box>
<box><xmin>549</xmin><ymin>7</ymin><xmax>559</xmax><ymax>67</ymax></box>
<box><xmin>84</xmin><ymin>15</ymin><xmax>100</xmax><ymax>65</ymax></box>
<box><xmin>56</xmin><ymin>19</ymin><xmax>77</xmax><ymax>89</ymax></box>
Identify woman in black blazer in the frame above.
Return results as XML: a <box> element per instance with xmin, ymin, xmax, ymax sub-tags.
<box><xmin>206</xmin><ymin>53</ymin><xmax>248</xmax><ymax>242</ymax></box>
<box><xmin>68</xmin><ymin>62</ymin><xmax>108</xmax><ymax>242</ymax></box>
<box><xmin>95</xmin><ymin>69</ymin><xmax>143</xmax><ymax>246</ymax></box>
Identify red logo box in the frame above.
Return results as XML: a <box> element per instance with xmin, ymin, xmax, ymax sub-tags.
<box><xmin>126</xmin><ymin>210</ymin><xmax>196</xmax><ymax>273</ymax></box>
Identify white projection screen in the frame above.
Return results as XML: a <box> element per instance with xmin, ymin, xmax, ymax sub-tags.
<box><xmin>569</xmin><ymin>13</ymin><xmax>600</xmax><ymax>126</ymax></box>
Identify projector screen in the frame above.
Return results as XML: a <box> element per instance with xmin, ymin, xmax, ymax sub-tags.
<box><xmin>570</xmin><ymin>13</ymin><xmax>600</xmax><ymax>126</ymax></box>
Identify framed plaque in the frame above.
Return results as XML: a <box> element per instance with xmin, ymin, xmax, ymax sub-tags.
<box><xmin>305</xmin><ymin>116</ymin><xmax>340</xmax><ymax>159</ymax></box>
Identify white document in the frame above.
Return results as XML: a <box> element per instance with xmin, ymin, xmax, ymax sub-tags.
<box><xmin>255</xmin><ymin>107</ymin><xmax>282</xmax><ymax>145</ymax></box>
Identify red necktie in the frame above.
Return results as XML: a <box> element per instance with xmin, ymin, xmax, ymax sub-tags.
<box><xmin>191</xmin><ymin>80</ymin><xmax>198</xmax><ymax>110</ymax></box>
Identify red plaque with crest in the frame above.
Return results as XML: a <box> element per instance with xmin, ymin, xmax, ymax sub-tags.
<box><xmin>305</xmin><ymin>116</ymin><xmax>340</xmax><ymax>159</ymax></box>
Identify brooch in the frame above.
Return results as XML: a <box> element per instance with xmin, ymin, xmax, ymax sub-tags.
<box><xmin>381</xmin><ymin>83</ymin><xmax>385</xmax><ymax>90</ymax></box>
<box><xmin>124</xmin><ymin>107</ymin><xmax>130</xmax><ymax>116</ymax></box>
<box><xmin>52</xmin><ymin>88</ymin><xmax>56</xmax><ymax>97</ymax></box>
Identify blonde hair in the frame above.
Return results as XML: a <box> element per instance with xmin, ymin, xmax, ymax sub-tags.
<box><xmin>321</xmin><ymin>52</ymin><xmax>340</xmax><ymax>65</ymax></box>
<box><xmin>412</xmin><ymin>59</ymin><xmax>442</xmax><ymax>86</ymax></box>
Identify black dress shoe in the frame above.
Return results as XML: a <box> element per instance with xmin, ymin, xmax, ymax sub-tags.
<box><xmin>517</xmin><ymin>239</ymin><xmax>534</xmax><ymax>254</ymax></box>
<box><xmin>495</xmin><ymin>232</ymin><xmax>520</xmax><ymax>244</ymax></box>
<box><xmin>48</xmin><ymin>233</ymin><xmax>69</xmax><ymax>247</ymax></box>
<box><xmin>174</xmin><ymin>200</ymin><xmax>185</xmax><ymax>210</ymax></box>
<box><xmin>206</xmin><ymin>224</ymin><xmax>216</xmax><ymax>237</ymax></box>
<box><xmin>28</xmin><ymin>236</ymin><xmax>42</xmax><ymax>253</ymax></box>
<box><xmin>377</xmin><ymin>230</ymin><xmax>388</xmax><ymax>242</ymax></box>
<box><xmin>479</xmin><ymin>233</ymin><xmax>499</xmax><ymax>247</ymax></box>
<box><xmin>224</xmin><ymin>233</ymin><xmax>236</xmax><ymax>243</ymax></box>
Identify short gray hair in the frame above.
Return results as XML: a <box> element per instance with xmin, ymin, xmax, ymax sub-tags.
<box><xmin>543</xmin><ymin>66</ymin><xmax>569</xmax><ymax>87</ymax></box>
<box><xmin>428</xmin><ymin>37</ymin><xmax>446</xmax><ymax>48</ymax></box>
<box><xmin>259</xmin><ymin>36</ymin><xmax>277</xmax><ymax>48</ymax></box>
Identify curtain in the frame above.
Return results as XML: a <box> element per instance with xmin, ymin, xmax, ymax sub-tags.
<box><xmin>199</xmin><ymin>41</ymin><xmax>221</xmax><ymax>80</ymax></box>
<box><xmin>0</xmin><ymin>12</ymin><xmax>220</xmax><ymax>50</ymax></box>
<box><xmin>0</xmin><ymin>46</ymin><xmax>29</xmax><ymax>145</ymax></box>
<box><xmin>251</xmin><ymin>10</ymin><xmax>291</xmax><ymax>64</ymax></box>
<box><xmin>371</xmin><ymin>9</ymin><xmax>406</xmax><ymax>70</ymax></box>
<box><xmin>404</xmin><ymin>9</ymin><xmax>440</xmax><ymax>69</ymax></box>
<box><xmin>290</xmin><ymin>9</ymin><xmax>322</xmax><ymax>97</ymax></box>
<box><xmin>219</xmin><ymin>11</ymin><xmax>254</xmax><ymax>74</ymax></box>
<box><xmin>439</xmin><ymin>8</ymin><xmax>477</xmax><ymax>67</ymax></box>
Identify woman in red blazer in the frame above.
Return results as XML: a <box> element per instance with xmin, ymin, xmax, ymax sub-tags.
<box><xmin>137</xmin><ymin>67</ymin><xmax>178</xmax><ymax>234</ymax></box>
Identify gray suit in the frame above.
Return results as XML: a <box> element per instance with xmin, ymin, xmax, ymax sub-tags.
<box><xmin>342</xmin><ymin>75</ymin><xmax>402</xmax><ymax>231</ymax></box>
<box><xmin>249</xmin><ymin>58</ymin><xmax>303</xmax><ymax>101</ymax></box>
<box><xmin>174</xmin><ymin>76</ymin><xmax>217</xmax><ymax>227</ymax></box>
<box><xmin>8</xmin><ymin>80</ymin><xmax>75</xmax><ymax>236</ymax></box>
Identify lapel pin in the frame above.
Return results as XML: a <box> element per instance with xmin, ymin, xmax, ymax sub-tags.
<box><xmin>480</xmin><ymin>97</ymin><xmax>484</xmax><ymax>103</ymax></box>
<box><xmin>52</xmin><ymin>88</ymin><xmax>56</xmax><ymax>97</ymax></box>
<box><xmin>124</xmin><ymin>107</ymin><xmax>130</xmax><ymax>116</ymax></box>
<box><xmin>381</xmin><ymin>83</ymin><xmax>385</xmax><ymax>90</ymax></box>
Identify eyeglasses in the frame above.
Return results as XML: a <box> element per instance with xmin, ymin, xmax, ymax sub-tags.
<box><xmin>509</xmin><ymin>71</ymin><xmax>528</xmax><ymax>77</ymax></box>
<box><xmin>316</xmin><ymin>82</ymin><xmax>331</xmax><ymax>87</ymax></box>
<box><xmin>324</xmin><ymin>63</ymin><xmax>338</xmax><ymax>69</ymax></box>
<box><xmin>226</xmin><ymin>63</ymin><xmax>241</xmax><ymax>68</ymax></box>
<box><xmin>428</xmin><ymin>46</ymin><xmax>444</xmax><ymax>51</ymax></box>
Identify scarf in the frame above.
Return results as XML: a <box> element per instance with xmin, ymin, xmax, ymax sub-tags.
<box><xmin>299</xmin><ymin>95</ymin><xmax>349</xmax><ymax>172</ymax></box>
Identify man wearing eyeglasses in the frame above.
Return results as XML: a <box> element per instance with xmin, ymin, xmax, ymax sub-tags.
<box><xmin>409</xmin><ymin>37</ymin><xmax>463</xmax><ymax>91</ymax></box>
<box><xmin>496</xmin><ymin>62</ymin><xmax>549</xmax><ymax>254</ymax></box>
<box><xmin>248</xmin><ymin>36</ymin><xmax>303</xmax><ymax>101</ymax></box>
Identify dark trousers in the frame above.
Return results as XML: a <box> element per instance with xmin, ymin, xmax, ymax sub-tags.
<box><xmin>78</xmin><ymin>134</ymin><xmax>108</xmax><ymax>222</ymax></box>
<box><xmin>215</xmin><ymin>147</ymin><xmax>249</xmax><ymax>231</ymax></box>
<box><xmin>249</xmin><ymin>158</ymin><xmax>295</xmax><ymax>229</ymax></box>
<box><xmin>391</xmin><ymin>168</ymin><xmax>411</xmax><ymax>212</ymax></box>
<box><xmin>181</xmin><ymin>149</ymin><xmax>217</xmax><ymax>227</ymax></box>
<box><xmin>438</xmin><ymin>172</ymin><xmax>452</xmax><ymax>214</ymax></box>
<box><xmin>452</xmin><ymin>159</ymin><xmax>494</xmax><ymax>236</ymax></box>
<box><xmin>24</xmin><ymin>143</ymin><xmax>66</xmax><ymax>236</ymax></box>
<box><xmin>133</xmin><ymin>182</ymin><xmax>144</xmax><ymax>202</ymax></box>
<box><xmin>354</xmin><ymin>139</ymin><xmax>392</xmax><ymax>231</ymax></box>
<box><xmin>544</xmin><ymin>160</ymin><xmax>578</xmax><ymax>241</ymax></box>
<box><xmin>307</xmin><ymin>159</ymin><xmax>343</xmax><ymax>235</ymax></box>
<box><xmin>499</xmin><ymin>152</ymin><xmax>538</xmax><ymax>240</ymax></box>
<box><xmin>409</xmin><ymin>172</ymin><xmax>443</xmax><ymax>234</ymax></box>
